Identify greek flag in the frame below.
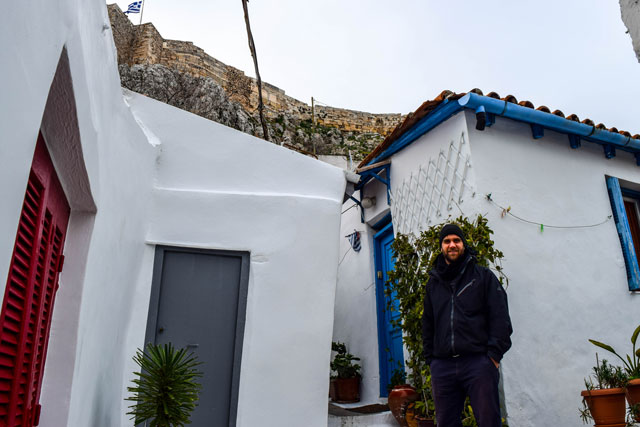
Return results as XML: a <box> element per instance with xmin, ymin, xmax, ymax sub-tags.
<box><xmin>348</xmin><ymin>231</ymin><xmax>361</xmax><ymax>252</ymax></box>
<box><xmin>124</xmin><ymin>1</ymin><xmax>142</xmax><ymax>14</ymax></box>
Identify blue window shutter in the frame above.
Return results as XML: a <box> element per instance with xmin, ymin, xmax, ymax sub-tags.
<box><xmin>606</xmin><ymin>176</ymin><xmax>640</xmax><ymax>291</ymax></box>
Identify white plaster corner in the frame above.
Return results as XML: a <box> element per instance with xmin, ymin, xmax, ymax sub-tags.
<box><xmin>122</xmin><ymin>88</ymin><xmax>162</xmax><ymax>147</ymax></box>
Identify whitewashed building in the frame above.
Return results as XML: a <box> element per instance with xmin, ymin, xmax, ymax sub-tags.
<box><xmin>334</xmin><ymin>89</ymin><xmax>640</xmax><ymax>426</ymax></box>
<box><xmin>0</xmin><ymin>1</ymin><xmax>348</xmax><ymax>426</ymax></box>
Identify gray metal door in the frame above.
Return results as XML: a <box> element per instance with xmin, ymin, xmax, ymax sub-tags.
<box><xmin>145</xmin><ymin>246</ymin><xmax>250</xmax><ymax>427</ymax></box>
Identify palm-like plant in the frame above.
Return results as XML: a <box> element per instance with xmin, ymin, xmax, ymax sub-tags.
<box><xmin>126</xmin><ymin>343</ymin><xmax>203</xmax><ymax>427</ymax></box>
<box><xmin>589</xmin><ymin>325</ymin><xmax>640</xmax><ymax>378</ymax></box>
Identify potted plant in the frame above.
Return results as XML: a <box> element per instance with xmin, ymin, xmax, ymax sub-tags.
<box><xmin>126</xmin><ymin>343</ymin><xmax>203</xmax><ymax>427</ymax></box>
<box><xmin>388</xmin><ymin>368</ymin><xmax>420</xmax><ymax>426</ymax></box>
<box><xmin>590</xmin><ymin>324</ymin><xmax>640</xmax><ymax>421</ymax></box>
<box><xmin>402</xmin><ymin>368</ymin><xmax>435</xmax><ymax>427</ymax></box>
<box><xmin>579</xmin><ymin>355</ymin><xmax>628</xmax><ymax>426</ymax></box>
<box><xmin>387</xmin><ymin>215</ymin><xmax>508</xmax><ymax>427</ymax></box>
<box><xmin>330</xmin><ymin>341</ymin><xmax>361</xmax><ymax>403</ymax></box>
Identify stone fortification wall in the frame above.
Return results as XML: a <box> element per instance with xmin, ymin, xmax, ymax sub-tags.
<box><xmin>107</xmin><ymin>4</ymin><xmax>404</xmax><ymax>135</ymax></box>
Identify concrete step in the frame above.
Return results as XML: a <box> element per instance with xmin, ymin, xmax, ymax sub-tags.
<box><xmin>328</xmin><ymin>402</ymin><xmax>396</xmax><ymax>427</ymax></box>
<box><xmin>328</xmin><ymin>411</ymin><xmax>396</xmax><ymax>427</ymax></box>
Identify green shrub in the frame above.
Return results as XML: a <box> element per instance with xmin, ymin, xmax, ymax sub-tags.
<box><xmin>126</xmin><ymin>343</ymin><xmax>203</xmax><ymax>427</ymax></box>
<box><xmin>331</xmin><ymin>341</ymin><xmax>361</xmax><ymax>379</ymax></box>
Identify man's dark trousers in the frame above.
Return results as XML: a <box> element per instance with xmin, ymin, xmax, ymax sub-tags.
<box><xmin>430</xmin><ymin>354</ymin><xmax>501</xmax><ymax>427</ymax></box>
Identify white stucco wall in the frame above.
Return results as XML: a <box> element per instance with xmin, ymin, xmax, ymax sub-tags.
<box><xmin>1</xmin><ymin>1</ymin><xmax>347</xmax><ymax>426</ymax></box>
<box><xmin>126</xmin><ymin>92</ymin><xmax>346</xmax><ymax>427</ymax></box>
<box><xmin>333</xmin><ymin>200</ymin><xmax>383</xmax><ymax>404</ymax></box>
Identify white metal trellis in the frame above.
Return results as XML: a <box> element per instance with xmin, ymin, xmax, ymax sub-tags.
<box><xmin>390</xmin><ymin>132</ymin><xmax>473</xmax><ymax>235</ymax></box>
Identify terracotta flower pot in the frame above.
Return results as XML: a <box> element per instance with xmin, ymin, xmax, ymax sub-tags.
<box><xmin>626</xmin><ymin>378</ymin><xmax>640</xmax><ymax>422</ymax></box>
<box><xmin>329</xmin><ymin>379</ymin><xmax>337</xmax><ymax>401</ymax></box>
<box><xmin>388</xmin><ymin>384</ymin><xmax>419</xmax><ymax>426</ymax></box>
<box><xmin>333</xmin><ymin>377</ymin><xmax>360</xmax><ymax>403</ymax></box>
<box><xmin>581</xmin><ymin>387</ymin><xmax>626</xmax><ymax>425</ymax></box>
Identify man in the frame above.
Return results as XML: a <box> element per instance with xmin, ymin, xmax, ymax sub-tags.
<box><xmin>422</xmin><ymin>224</ymin><xmax>512</xmax><ymax>427</ymax></box>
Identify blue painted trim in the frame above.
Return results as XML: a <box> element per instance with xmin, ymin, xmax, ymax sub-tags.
<box><xmin>458</xmin><ymin>93</ymin><xmax>640</xmax><ymax>153</ymax></box>
<box><xmin>530</xmin><ymin>124</ymin><xmax>544</xmax><ymax>139</ymax></box>
<box><xmin>371</xmin><ymin>212</ymin><xmax>392</xmax><ymax>231</ymax></box>
<box><xmin>357</xmin><ymin>164</ymin><xmax>392</xmax><ymax>205</ymax></box>
<box><xmin>373</xmin><ymin>220</ymin><xmax>394</xmax><ymax>240</ymax></box>
<box><xmin>568</xmin><ymin>134</ymin><xmax>581</xmax><ymax>149</ymax></box>
<box><xmin>348</xmin><ymin>195</ymin><xmax>364</xmax><ymax>223</ymax></box>
<box><xmin>604</xmin><ymin>144</ymin><xmax>616</xmax><ymax>159</ymax></box>
<box><xmin>486</xmin><ymin>113</ymin><xmax>495</xmax><ymax>127</ymax></box>
<box><xmin>369</xmin><ymin>99</ymin><xmax>464</xmax><ymax>165</ymax></box>
<box><xmin>363</xmin><ymin>92</ymin><xmax>640</xmax><ymax>167</ymax></box>
<box><xmin>622</xmin><ymin>188</ymin><xmax>640</xmax><ymax>200</ymax></box>
<box><xmin>606</xmin><ymin>176</ymin><xmax>640</xmax><ymax>291</ymax></box>
<box><xmin>373</xmin><ymin>223</ymin><xmax>394</xmax><ymax>397</ymax></box>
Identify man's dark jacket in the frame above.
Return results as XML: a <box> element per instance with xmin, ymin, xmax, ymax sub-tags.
<box><xmin>422</xmin><ymin>251</ymin><xmax>512</xmax><ymax>365</ymax></box>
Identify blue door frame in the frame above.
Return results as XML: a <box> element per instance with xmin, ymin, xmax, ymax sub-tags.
<box><xmin>373</xmin><ymin>221</ymin><xmax>405</xmax><ymax>397</ymax></box>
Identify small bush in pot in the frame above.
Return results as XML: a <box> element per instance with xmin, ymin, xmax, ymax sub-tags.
<box><xmin>330</xmin><ymin>341</ymin><xmax>361</xmax><ymax>403</ymax></box>
<box><xmin>590</xmin><ymin>324</ymin><xmax>640</xmax><ymax>421</ymax></box>
<box><xmin>126</xmin><ymin>343</ymin><xmax>203</xmax><ymax>427</ymax></box>
<box><xmin>579</xmin><ymin>355</ymin><xmax>628</xmax><ymax>426</ymax></box>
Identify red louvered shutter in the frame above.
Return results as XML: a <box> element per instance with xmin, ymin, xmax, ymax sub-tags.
<box><xmin>0</xmin><ymin>134</ymin><xmax>70</xmax><ymax>426</ymax></box>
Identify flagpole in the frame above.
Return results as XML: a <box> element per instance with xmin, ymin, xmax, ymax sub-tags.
<box><xmin>139</xmin><ymin>0</ymin><xmax>145</xmax><ymax>25</ymax></box>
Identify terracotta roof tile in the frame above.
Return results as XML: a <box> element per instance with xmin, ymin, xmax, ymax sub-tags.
<box><xmin>518</xmin><ymin>100</ymin><xmax>534</xmax><ymax>109</ymax></box>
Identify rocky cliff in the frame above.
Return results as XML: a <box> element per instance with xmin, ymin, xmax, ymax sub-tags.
<box><xmin>108</xmin><ymin>4</ymin><xmax>405</xmax><ymax>159</ymax></box>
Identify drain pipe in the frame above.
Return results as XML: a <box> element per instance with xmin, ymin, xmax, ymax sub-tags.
<box><xmin>458</xmin><ymin>92</ymin><xmax>640</xmax><ymax>153</ymax></box>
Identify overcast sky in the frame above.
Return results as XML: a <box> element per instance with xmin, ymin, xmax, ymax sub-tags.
<box><xmin>112</xmin><ymin>0</ymin><xmax>640</xmax><ymax>134</ymax></box>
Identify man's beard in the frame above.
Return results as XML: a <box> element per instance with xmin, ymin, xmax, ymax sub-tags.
<box><xmin>443</xmin><ymin>248</ymin><xmax>464</xmax><ymax>263</ymax></box>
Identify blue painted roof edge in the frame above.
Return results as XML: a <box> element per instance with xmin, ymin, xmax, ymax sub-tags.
<box><xmin>369</xmin><ymin>99</ymin><xmax>464</xmax><ymax>164</ymax></box>
<box><xmin>367</xmin><ymin>92</ymin><xmax>640</xmax><ymax>166</ymax></box>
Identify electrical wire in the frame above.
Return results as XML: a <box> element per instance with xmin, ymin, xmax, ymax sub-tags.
<box><xmin>341</xmin><ymin>203</ymin><xmax>358</xmax><ymax>214</ymax></box>
<box><xmin>338</xmin><ymin>246</ymin><xmax>351</xmax><ymax>266</ymax></box>
<box><xmin>485</xmin><ymin>194</ymin><xmax>612</xmax><ymax>229</ymax></box>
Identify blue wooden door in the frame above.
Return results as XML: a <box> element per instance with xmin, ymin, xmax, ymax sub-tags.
<box><xmin>374</xmin><ymin>222</ymin><xmax>405</xmax><ymax>397</ymax></box>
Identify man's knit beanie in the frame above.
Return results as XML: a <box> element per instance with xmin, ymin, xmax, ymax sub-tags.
<box><xmin>439</xmin><ymin>223</ymin><xmax>467</xmax><ymax>247</ymax></box>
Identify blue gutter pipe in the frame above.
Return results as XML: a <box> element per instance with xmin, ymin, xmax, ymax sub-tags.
<box><xmin>458</xmin><ymin>92</ymin><xmax>640</xmax><ymax>152</ymax></box>
<box><xmin>368</xmin><ymin>92</ymin><xmax>640</xmax><ymax>166</ymax></box>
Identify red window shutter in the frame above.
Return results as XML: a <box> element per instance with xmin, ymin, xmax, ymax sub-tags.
<box><xmin>0</xmin><ymin>134</ymin><xmax>70</xmax><ymax>426</ymax></box>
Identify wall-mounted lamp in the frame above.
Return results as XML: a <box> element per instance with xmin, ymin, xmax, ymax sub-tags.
<box><xmin>361</xmin><ymin>196</ymin><xmax>376</xmax><ymax>209</ymax></box>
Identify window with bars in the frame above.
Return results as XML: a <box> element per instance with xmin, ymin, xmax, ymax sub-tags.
<box><xmin>0</xmin><ymin>134</ymin><xmax>70</xmax><ymax>426</ymax></box>
<box><xmin>606</xmin><ymin>176</ymin><xmax>640</xmax><ymax>291</ymax></box>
